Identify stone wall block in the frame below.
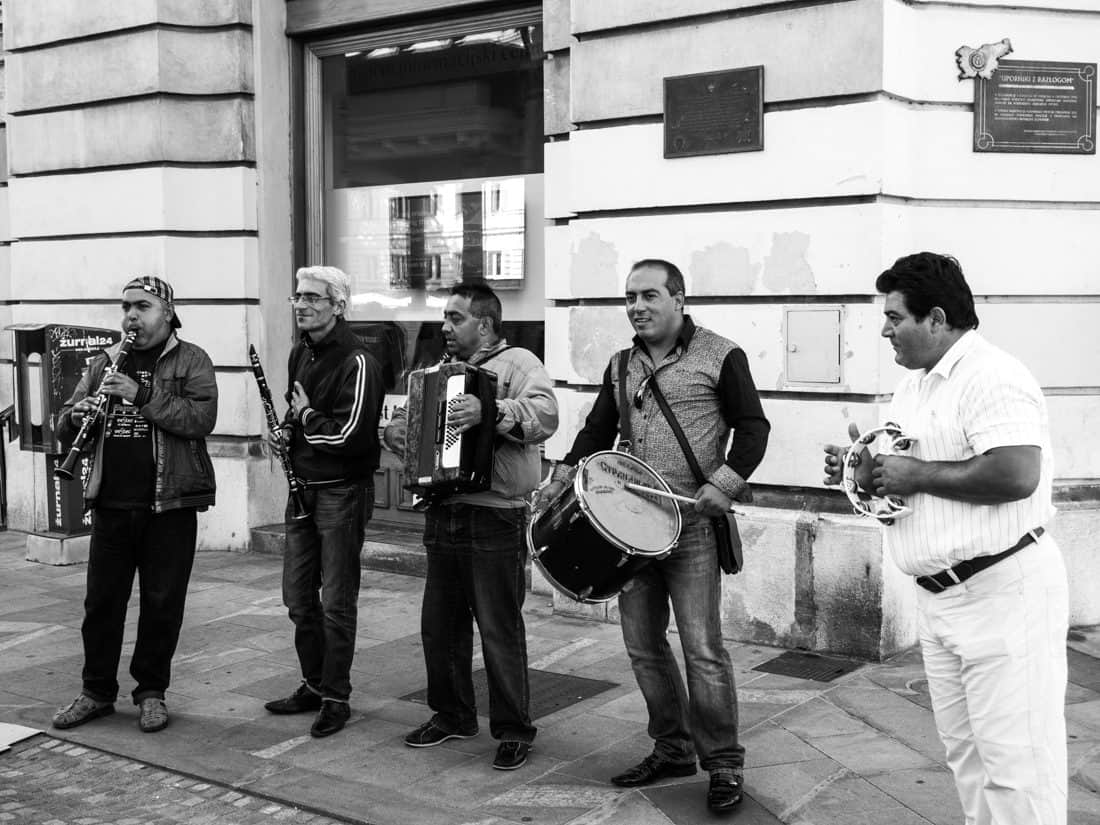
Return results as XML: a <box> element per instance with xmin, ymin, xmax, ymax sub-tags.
<box><xmin>573</xmin><ymin>0</ymin><xmax>800</xmax><ymax>34</ymax></box>
<box><xmin>6</xmin><ymin>28</ymin><xmax>253</xmax><ymax>113</ymax></box>
<box><xmin>543</xmin><ymin>0</ymin><xmax>573</xmax><ymax>52</ymax></box>
<box><xmin>543</xmin><ymin>52</ymin><xmax>572</xmax><ymax>135</ymax></box>
<box><xmin>9</xmin><ymin>97</ymin><xmax>254</xmax><ymax>174</ymax></box>
<box><xmin>571</xmin><ymin>2</ymin><xmax>882</xmax><ymax>121</ymax></box>
<box><xmin>8</xmin><ymin>167</ymin><xmax>258</xmax><ymax>237</ymax></box>
<box><xmin>10</xmin><ymin>236</ymin><xmax>260</xmax><ymax>301</ymax></box>
<box><xmin>5</xmin><ymin>0</ymin><xmax>251</xmax><ymax>51</ymax></box>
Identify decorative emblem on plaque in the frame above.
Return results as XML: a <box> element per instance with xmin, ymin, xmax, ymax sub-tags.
<box><xmin>955</xmin><ymin>38</ymin><xmax>1013</xmax><ymax>80</ymax></box>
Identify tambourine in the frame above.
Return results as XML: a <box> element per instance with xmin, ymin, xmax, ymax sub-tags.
<box><xmin>842</xmin><ymin>422</ymin><xmax>916</xmax><ymax>525</ymax></box>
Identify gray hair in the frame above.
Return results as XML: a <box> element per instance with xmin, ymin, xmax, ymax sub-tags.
<box><xmin>296</xmin><ymin>266</ymin><xmax>350</xmax><ymax>306</ymax></box>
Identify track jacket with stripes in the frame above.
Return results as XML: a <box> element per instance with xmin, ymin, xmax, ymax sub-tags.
<box><xmin>285</xmin><ymin>317</ymin><xmax>384</xmax><ymax>484</ymax></box>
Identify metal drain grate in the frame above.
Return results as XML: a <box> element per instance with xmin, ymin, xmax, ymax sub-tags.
<box><xmin>402</xmin><ymin>668</ymin><xmax>618</xmax><ymax>720</ymax></box>
<box><xmin>752</xmin><ymin>651</ymin><xmax>863</xmax><ymax>682</ymax></box>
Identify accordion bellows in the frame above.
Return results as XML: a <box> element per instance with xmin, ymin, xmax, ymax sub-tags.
<box><xmin>403</xmin><ymin>361</ymin><xmax>498</xmax><ymax>498</ymax></box>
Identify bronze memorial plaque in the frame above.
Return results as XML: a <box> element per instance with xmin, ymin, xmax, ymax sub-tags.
<box><xmin>664</xmin><ymin>66</ymin><xmax>763</xmax><ymax>158</ymax></box>
<box><xmin>974</xmin><ymin>59</ymin><xmax>1096</xmax><ymax>154</ymax></box>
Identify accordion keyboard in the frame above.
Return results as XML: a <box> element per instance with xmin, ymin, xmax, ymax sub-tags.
<box><xmin>440</xmin><ymin>375</ymin><xmax>466</xmax><ymax>469</ymax></box>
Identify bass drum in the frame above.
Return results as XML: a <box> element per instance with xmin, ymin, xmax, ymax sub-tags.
<box><xmin>528</xmin><ymin>450</ymin><xmax>681</xmax><ymax>604</ymax></box>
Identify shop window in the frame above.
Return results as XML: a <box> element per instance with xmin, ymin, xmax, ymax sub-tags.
<box><xmin>305</xmin><ymin>12</ymin><xmax>545</xmax><ymax>401</ymax></box>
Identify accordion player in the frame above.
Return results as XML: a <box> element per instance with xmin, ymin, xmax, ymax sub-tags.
<box><xmin>402</xmin><ymin>361</ymin><xmax>498</xmax><ymax>497</ymax></box>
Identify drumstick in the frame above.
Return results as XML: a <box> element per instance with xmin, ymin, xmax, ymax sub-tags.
<box><xmin>625</xmin><ymin>483</ymin><xmax>743</xmax><ymax>514</ymax></box>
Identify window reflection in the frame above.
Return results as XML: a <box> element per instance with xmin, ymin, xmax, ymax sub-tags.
<box><xmin>322</xmin><ymin>24</ymin><xmax>544</xmax><ymax>327</ymax></box>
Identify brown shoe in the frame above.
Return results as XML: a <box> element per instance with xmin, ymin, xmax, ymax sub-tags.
<box><xmin>138</xmin><ymin>698</ymin><xmax>169</xmax><ymax>733</ymax></box>
<box><xmin>52</xmin><ymin>695</ymin><xmax>115</xmax><ymax>730</ymax></box>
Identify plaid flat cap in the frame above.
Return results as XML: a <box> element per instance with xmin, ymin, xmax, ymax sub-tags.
<box><xmin>123</xmin><ymin>275</ymin><xmax>182</xmax><ymax>329</ymax></box>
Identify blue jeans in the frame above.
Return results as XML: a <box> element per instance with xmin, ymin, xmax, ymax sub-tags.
<box><xmin>619</xmin><ymin>514</ymin><xmax>743</xmax><ymax>771</ymax></box>
<box><xmin>81</xmin><ymin>507</ymin><xmax>197</xmax><ymax>704</ymax></box>
<box><xmin>283</xmin><ymin>482</ymin><xmax>370</xmax><ymax>702</ymax></box>
<box><xmin>421</xmin><ymin>502</ymin><xmax>535</xmax><ymax>743</ymax></box>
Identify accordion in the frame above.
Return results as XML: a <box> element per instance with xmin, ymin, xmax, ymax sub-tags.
<box><xmin>403</xmin><ymin>361</ymin><xmax>498</xmax><ymax>497</ymax></box>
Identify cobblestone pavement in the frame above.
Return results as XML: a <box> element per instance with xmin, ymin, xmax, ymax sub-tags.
<box><xmin>0</xmin><ymin>737</ymin><xmax>353</xmax><ymax>825</ymax></box>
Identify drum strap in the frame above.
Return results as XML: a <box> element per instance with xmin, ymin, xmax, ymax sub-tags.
<box><xmin>644</xmin><ymin>371</ymin><xmax>706</xmax><ymax>490</ymax></box>
<box><xmin>616</xmin><ymin>349</ymin><xmax>633</xmax><ymax>452</ymax></box>
<box><xmin>646</xmin><ymin>371</ymin><xmax>744</xmax><ymax>574</ymax></box>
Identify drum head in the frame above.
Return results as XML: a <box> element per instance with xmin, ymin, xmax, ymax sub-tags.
<box><xmin>577</xmin><ymin>451</ymin><xmax>680</xmax><ymax>556</ymax></box>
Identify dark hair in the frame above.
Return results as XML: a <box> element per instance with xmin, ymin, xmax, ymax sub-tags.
<box><xmin>875</xmin><ymin>252</ymin><xmax>979</xmax><ymax>330</ymax></box>
<box><xmin>451</xmin><ymin>282</ymin><xmax>502</xmax><ymax>335</ymax></box>
<box><xmin>630</xmin><ymin>259</ymin><xmax>686</xmax><ymax>299</ymax></box>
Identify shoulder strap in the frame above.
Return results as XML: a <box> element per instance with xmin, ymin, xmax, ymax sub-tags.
<box><xmin>647</xmin><ymin>372</ymin><xmax>707</xmax><ymax>487</ymax></box>
<box><xmin>616</xmin><ymin>349</ymin><xmax>633</xmax><ymax>451</ymax></box>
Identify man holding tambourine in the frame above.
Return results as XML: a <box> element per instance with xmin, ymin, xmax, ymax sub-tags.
<box><xmin>823</xmin><ymin>252</ymin><xmax>1067</xmax><ymax>825</ymax></box>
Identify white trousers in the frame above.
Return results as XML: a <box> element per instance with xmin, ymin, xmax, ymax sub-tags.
<box><xmin>917</xmin><ymin>536</ymin><xmax>1068</xmax><ymax>825</ymax></box>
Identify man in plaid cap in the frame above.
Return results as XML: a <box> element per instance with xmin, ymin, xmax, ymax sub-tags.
<box><xmin>52</xmin><ymin>275</ymin><xmax>218</xmax><ymax>734</ymax></box>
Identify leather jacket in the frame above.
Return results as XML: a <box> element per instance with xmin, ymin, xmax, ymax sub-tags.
<box><xmin>59</xmin><ymin>333</ymin><xmax>218</xmax><ymax>512</ymax></box>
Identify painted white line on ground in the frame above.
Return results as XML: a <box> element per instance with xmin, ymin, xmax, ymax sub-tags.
<box><xmin>530</xmin><ymin>638</ymin><xmax>599</xmax><ymax>671</ymax></box>
<box><xmin>0</xmin><ymin>625</ymin><xmax>64</xmax><ymax>652</ymax></box>
<box><xmin>488</xmin><ymin>785</ymin><xmax>622</xmax><ymax>808</ymax></box>
<box><xmin>778</xmin><ymin>765</ymin><xmax>851</xmax><ymax>821</ymax></box>
<box><xmin>250</xmin><ymin>735</ymin><xmax>312</xmax><ymax>759</ymax></box>
<box><xmin>738</xmin><ymin>688</ymin><xmax>823</xmax><ymax>705</ymax></box>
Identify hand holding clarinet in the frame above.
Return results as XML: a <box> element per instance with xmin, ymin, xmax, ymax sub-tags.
<box><xmin>249</xmin><ymin>345</ymin><xmax>310</xmax><ymax>520</ymax></box>
<box><xmin>55</xmin><ymin>331</ymin><xmax>138</xmax><ymax>480</ymax></box>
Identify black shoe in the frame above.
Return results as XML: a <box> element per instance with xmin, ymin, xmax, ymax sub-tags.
<box><xmin>492</xmin><ymin>741</ymin><xmax>531</xmax><ymax>771</ymax></box>
<box><xmin>611</xmin><ymin>754</ymin><xmax>697</xmax><ymax>787</ymax></box>
<box><xmin>310</xmin><ymin>700</ymin><xmax>350</xmax><ymax>738</ymax></box>
<box><xmin>264</xmin><ymin>683</ymin><xmax>322</xmax><ymax>715</ymax></box>
<box><xmin>404</xmin><ymin>720</ymin><xmax>479</xmax><ymax>748</ymax></box>
<box><xmin>707</xmin><ymin>770</ymin><xmax>744</xmax><ymax>811</ymax></box>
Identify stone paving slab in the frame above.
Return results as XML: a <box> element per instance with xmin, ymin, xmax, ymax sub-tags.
<box><xmin>0</xmin><ymin>534</ymin><xmax>1098</xmax><ymax>824</ymax></box>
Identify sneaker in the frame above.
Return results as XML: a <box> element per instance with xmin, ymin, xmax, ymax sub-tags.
<box><xmin>264</xmin><ymin>683</ymin><xmax>322</xmax><ymax>715</ymax></box>
<box><xmin>492</xmin><ymin>740</ymin><xmax>531</xmax><ymax>771</ymax></box>
<box><xmin>707</xmin><ymin>769</ymin><xmax>744</xmax><ymax>811</ymax></box>
<box><xmin>138</xmin><ymin>698</ymin><xmax>169</xmax><ymax>733</ymax></box>
<box><xmin>404</xmin><ymin>720</ymin><xmax>478</xmax><ymax>748</ymax></box>
<box><xmin>52</xmin><ymin>695</ymin><xmax>115</xmax><ymax>730</ymax></box>
<box><xmin>310</xmin><ymin>700</ymin><xmax>351</xmax><ymax>738</ymax></box>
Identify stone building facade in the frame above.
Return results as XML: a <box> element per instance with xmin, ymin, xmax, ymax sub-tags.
<box><xmin>0</xmin><ymin>0</ymin><xmax>1096</xmax><ymax>658</ymax></box>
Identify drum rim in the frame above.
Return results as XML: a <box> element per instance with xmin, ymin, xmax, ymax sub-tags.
<box><xmin>574</xmin><ymin>450</ymin><xmax>681</xmax><ymax>557</ymax></box>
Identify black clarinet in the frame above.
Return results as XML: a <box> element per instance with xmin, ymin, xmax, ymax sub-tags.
<box><xmin>248</xmin><ymin>345</ymin><xmax>310</xmax><ymax>521</ymax></box>
<box><xmin>54</xmin><ymin>331</ymin><xmax>138</xmax><ymax>481</ymax></box>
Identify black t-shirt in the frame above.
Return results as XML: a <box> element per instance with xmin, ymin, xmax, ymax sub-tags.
<box><xmin>96</xmin><ymin>342</ymin><xmax>164</xmax><ymax>508</ymax></box>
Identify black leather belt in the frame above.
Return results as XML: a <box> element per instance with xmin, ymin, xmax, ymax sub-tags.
<box><xmin>916</xmin><ymin>527</ymin><xmax>1044</xmax><ymax>593</ymax></box>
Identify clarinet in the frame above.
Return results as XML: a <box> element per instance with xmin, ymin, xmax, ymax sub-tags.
<box><xmin>54</xmin><ymin>331</ymin><xmax>138</xmax><ymax>481</ymax></box>
<box><xmin>248</xmin><ymin>345</ymin><xmax>310</xmax><ymax>521</ymax></box>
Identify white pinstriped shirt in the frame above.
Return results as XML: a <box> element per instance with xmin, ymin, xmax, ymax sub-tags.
<box><xmin>883</xmin><ymin>331</ymin><xmax>1056</xmax><ymax>576</ymax></box>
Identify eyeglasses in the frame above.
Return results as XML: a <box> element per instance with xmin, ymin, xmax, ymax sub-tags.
<box><xmin>287</xmin><ymin>293</ymin><xmax>332</xmax><ymax>306</ymax></box>
<box><xmin>633</xmin><ymin>375</ymin><xmax>652</xmax><ymax>409</ymax></box>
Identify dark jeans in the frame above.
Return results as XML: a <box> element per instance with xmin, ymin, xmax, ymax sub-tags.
<box><xmin>619</xmin><ymin>515</ymin><xmax>744</xmax><ymax>771</ymax></box>
<box><xmin>422</xmin><ymin>502</ymin><xmax>535</xmax><ymax>743</ymax></box>
<box><xmin>81</xmin><ymin>507</ymin><xmax>198</xmax><ymax>704</ymax></box>
<box><xmin>283</xmin><ymin>482</ymin><xmax>370</xmax><ymax>702</ymax></box>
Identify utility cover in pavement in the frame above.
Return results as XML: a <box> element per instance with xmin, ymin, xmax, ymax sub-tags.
<box><xmin>752</xmin><ymin>651</ymin><xmax>863</xmax><ymax>682</ymax></box>
<box><xmin>402</xmin><ymin>668</ymin><xmax>618</xmax><ymax>720</ymax></box>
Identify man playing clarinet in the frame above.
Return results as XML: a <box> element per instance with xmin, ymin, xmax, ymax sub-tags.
<box><xmin>52</xmin><ymin>276</ymin><xmax>217</xmax><ymax>735</ymax></box>
<box><xmin>263</xmin><ymin>266</ymin><xmax>384</xmax><ymax>738</ymax></box>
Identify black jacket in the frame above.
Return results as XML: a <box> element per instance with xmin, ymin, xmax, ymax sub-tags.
<box><xmin>286</xmin><ymin>317</ymin><xmax>384</xmax><ymax>483</ymax></box>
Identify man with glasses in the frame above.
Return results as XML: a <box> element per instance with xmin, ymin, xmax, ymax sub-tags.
<box><xmin>263</xmin><ymin>266</ymin><xmax>384</xmax><ymax>738</ymax></box>
<box><xmin>536</xmin><ymin>259</ymin><xmax>769</xmax><ymax>812</ymax></box>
